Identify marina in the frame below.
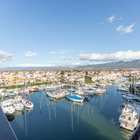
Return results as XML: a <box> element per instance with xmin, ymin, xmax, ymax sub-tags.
<box><xmin>0</xmin><ymin>0</ymin><xmax>139</xmax><ymax>139</ymax></box>
<box><xmin>1</xmin><ymin>83</ymin><xmax>139</xmax><ymax>140</ymax></box>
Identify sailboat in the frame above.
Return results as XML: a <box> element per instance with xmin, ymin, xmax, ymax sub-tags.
<box><xmin>66</xmin><ymin>68</ymin><xmax>84</xmax><ymax>103</ymax></box>
<box><xmin>66</xmin><ymin>94</ymin><xmax>84</xmax><ymax>103</ymax></box>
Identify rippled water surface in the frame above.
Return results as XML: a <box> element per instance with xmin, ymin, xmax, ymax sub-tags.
<box><xmin>9</xmin><ymin>85</ymin><xmax>133</xmax><ymax>140</ymax></box>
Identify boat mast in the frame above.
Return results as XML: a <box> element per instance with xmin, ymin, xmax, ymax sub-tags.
<box><xmin>71</xmin><ymin>103</ymin><xmax>74</xmax><ymax>131</ymax></box>
<box><xmin>71</xmin><ymin>67</ymin><xmax>72</xmax><ymax>94</ymax></box>
<box><xmin>131</xmin><ymin>70</ymin><xmax>132</xmax><ymax>94</ymax></box>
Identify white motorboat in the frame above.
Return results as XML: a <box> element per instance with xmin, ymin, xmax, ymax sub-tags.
<box><xmin>122</xmin><ymin>93</ymin><xmax>136</xmax><ymax>100</ymax></box>
<box><xmin>14</xmin><ymin>95</ymin><xmax>22</xmax><ymax>102</ymax></box>
<box><xmin>46</xmin><ymin>91</ymin><xmax>57</xmax><ymax>98</ymax></box>
<box><xmin>119</xmin><ymin>104</ymin><xmax>140</xmax><ymax>131</ymax></box>
<box><xmin>117</xmin><ymin>85</ymin><xmax>129</xmax><ymax>92</ymax></box>
<box><xmin>12</xmin><ymin>99</ymin><xmax>24</xmax><ymax>111</ymax></box>
<box><xmin>0</xmin><ymin>99</ymin><xmax>15</xmax><ymax>116</ymax></box>
<box><xmin>96</xmin><ymin>88</ymin><xmax>106</xmax><ymax>94</ymax></box>
<box><xmin>22</xmin><ymin>99</ymin><xmax>34</xmax><ymax>109</ymax></box>
<box><xmin>0</xmin><ymin>90</ymin><xmax>9</xmax><ymax>97</ymax></box>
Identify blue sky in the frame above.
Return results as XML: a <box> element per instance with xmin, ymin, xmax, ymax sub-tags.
<box><xmin>0</xmin><ymin>0</ymin><xmax>140</xmax><ymax>67</ymax></box>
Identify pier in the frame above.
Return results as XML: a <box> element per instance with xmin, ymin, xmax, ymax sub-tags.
<box><xmin>0</xmin><ymin>107</ymin><xmax>18</xmax><ymax>140</ymax></box>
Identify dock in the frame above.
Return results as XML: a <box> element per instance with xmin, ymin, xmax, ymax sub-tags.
<box><xmin>0</xmin><ymin>107</ymin><xmax>18</xmax><ymax>140</ymax></box>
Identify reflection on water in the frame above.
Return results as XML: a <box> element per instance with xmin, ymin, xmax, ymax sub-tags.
<box><xmin>7</xmin><ymin>114</ymin><xmax>15</xmax><ymax>122</ymax></box>
<box><xmin>15</xmin><ymin>110</ymin><xmax>24</xmax><ymax>116</ymax></box>
<box><xmin>119</xmin><ymin>128</ymin><xmax>133</xmax><ymax>140</ymax></box>
<box><xmin>8</xmin><ymin>86</ymin><xmax>131</xmax><ymax>140</ymax></box>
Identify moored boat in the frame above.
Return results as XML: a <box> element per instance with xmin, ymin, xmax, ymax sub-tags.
<box><xmin>66</xmin><ymin>94</ymin><xmax>83</xmax><ymax>103</ymax></box>
<box><xmin>0</xmin><ymin>99</ymin><xmax>15</xmax><ymax>116</ymax></box>
<box><xmin>22</xmin><ymin>99</ymin><xmax>34</xmax><ymax>109</ymax></box>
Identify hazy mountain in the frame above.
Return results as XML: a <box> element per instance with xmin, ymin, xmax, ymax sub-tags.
<box><xmin>0</xmin><ymin>60</ymin><xmax>140</xmax><ymax>71</ymax></box>
<box><xmin>76</xmin><ymin>60</ymin><xmax>140</xmax><ymax>70</ymax></box>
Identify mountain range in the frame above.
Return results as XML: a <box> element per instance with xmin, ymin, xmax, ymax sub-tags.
<box><xmin>0</xmin><ymin>60</ymin><xmax>140</xmax><ymax>71</ymax></box>
<box><xmin>76</xmin><ymin>60</ymin><xmax>140</xmax><ymax>70</ymax></box>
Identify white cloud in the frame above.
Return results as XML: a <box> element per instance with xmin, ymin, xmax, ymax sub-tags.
<box><xmin>116</xmin><ymin>25</ymin><xmax>124</xmax><ymax>32</ymax></box>
<box><xmin>60</xmin><ymin>56</ymin><xmax>65</xmax><ymax>59</ymax></box>
<box><xmin>0</xmin><ymin>50</ymin><xmax>13</xmax><ymax>62</ymax></box>
<box><xmin>108</xmin><ymin>16</ymin><xmax>116</xmax><ymax>23</ymax></box>
<box><xmin>50</xmin><ymin>50</ymin><xmax>69</xmax><ymax>54</ymax></box>
<box><xmin>100</xmin><ymin>22</ymin><xmax>103</xmax><ymax>25</ymax></box>
<box><xmin>77</xmin><ymin>50</ymin><xmax>140</xmax><ymax>61</ymax></box>
<box><xmin>14</xmin><ymin>62</ymin><xmax>89</xmax><ymax>67</ymax></box>
<box><xmin>68</xmin><ymin>56</ymin><xmax>73</xmax><ymax>60</ymax></box>
<box><xmin>116</xmin><ymin>23</ymin><xmax>135</xmax><ymax>33</ymax></box>
<box><xmin>25</xmin><ymin>51</ymin><xmax>37</xmax><ymax>57</ymax></box>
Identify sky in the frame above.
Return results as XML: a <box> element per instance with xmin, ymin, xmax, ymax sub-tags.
<box><xmin>0</xmin><ymin>0</ymin><xmax>140</xmax><ymax>68</ymax></box>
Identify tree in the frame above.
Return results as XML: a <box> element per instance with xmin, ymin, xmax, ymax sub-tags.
<box><xmin>60</xmin><ymin>71</ymin><xmax>65</xmax><ymax>75</ymax></box>
<box><xmin>85</xmin><ymin>76</ymin><xmax>92</xmax><ymax>84</ymax></box>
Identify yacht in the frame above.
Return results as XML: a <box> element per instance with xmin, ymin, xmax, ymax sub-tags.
<box><xmin>122</xmin><ymin>93</ymin><xmax>136</xmax><ymax>100</ymax></box>
<box><xmin>0</xmin><ymin>99</ymin><xmax>15</xmax><ymax>116</ymax></box>
<box><xmin>119</xmin><ymin>104</ymin><xmax>140</xmax><ymax>131</ymax></box>
<box><xmin>117</xmin><ymin>85</ymin><xmax>129</xmax><ymax>92</ymax></box>
<box><xmin>46</xmin><ymin>90</ymin><xmax>57</xmax><ymax>98</ymax></box>
<box><xmin>96</xmin><ymin>88</ymin><xmax>106</xmax><ymax>94</ymax></box>
<box><xmin>12</xmin><ymin>99</ymin><xmax>24</xmax><ymax>111</ymax></box>
<box><xmin>14</xmin><ymin>95</ymin><xmax>22</xmax><ymax>102</ymax></box>
<box><xmin>22</xmin><ymin>99</ymin><xmax>34</xmax><ymax>109</ymax></box>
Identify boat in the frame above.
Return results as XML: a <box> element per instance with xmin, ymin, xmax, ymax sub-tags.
<box><xmin>66</xmin><ymin>94</ymin><xmax>83</xmax><ymax>103</ymax></box>
<box><xmin>22</xmin><ymin>99</ymin><xmax>34</xmax><ymax>109</ymax></box>
<box><xmin>0</xmin><ymin>99</ymin><xmax>15</xmax><ymax>116</ymax></box>
<box><xmin>0</xmin><ymin>90</ymin><xmax>9</xmax><ymax>98</ymax></box>
<box><xmin>14</xmin><ymin>95</ymin><xmax>22</xmax><ymax>102</ymax></box>
<box><xmin>96</xmin><ymin>88</ymin><xmax>106</xmax><ymax>94</ymax></box>
<box><xmin>119</xmin><ymin>104</ymin><xmax>140</xmax><ymax>131</ymax></box>
<box><xmin>14</xmin><ymin>88</ymin><xmax>19</xmax><ymax>95</ymax></box>
<box><xmin>122</xmin><ymin>93</ymin><xmax>136</xmax><ymax>100</ymax></box>
<box><xmin>8</xmin><ymin>91</ymin><xmax>15</xmax><ymax>96</ymax></box>
<box><xmin>29</xmin><ymin>88</ymin><xmax>34</xmax><ymax>92</ymax></box>
<box><xmin>46</xmin><ymin>90</ymin><xmax>66</xmax><ymax>99</ymax></box>
<box><xmin>117</xmin><ymin>85</ymin><xmax>129</xmax><ymax>92</ymax></box>
<box><xmin>12</xmin><ymin>99</ymin><xmax>24</xmax><ymax>111</ymax></box>
<box><xmin>46</xmin><ymin>90</ymin><xmax>57</xmax><ymax>98</ymax></box>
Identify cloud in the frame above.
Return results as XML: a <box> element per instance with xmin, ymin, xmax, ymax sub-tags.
<box><xmin>68</xmin><ymin>56</ymin><xmax>73</xmax><ymax>60</ymax></box>
<box><xmin>14</xmin><ymin>62</ymin><xmax>89</xmax><ymax>67</ymax></box>
<box><xmin>77</xmin><ymin>50</ymin><xmax>140</xmax><ymax>61</ymax></box>
<box><xmin>116</xmin><ymin>23</ymin><xmax>135</xmax><ymax>33</ymax></box>
<box><xmin>108</xmin><ymin>16</ymin><xmax>116</xmax><ymax>23</ymax></box>
<box><xmin>116</xmin><ymin>25</ymin><xmax>124</xmax><ymax>32</ymax></box>
<box><xmin>50</xmin><ymin>50</ymin><xmax>69</xmax><ymax>54</ymax></box>
<box><xmin>0</xmin><ymin>50</ymin><xmax>13</xmax><ymax>62</ymax></box>
<box><xmin>60</xmin><ymin>56</ymin><xmax>65</xmax><ymax>59</ymax></box>
<box><xmin>100</xmin><ymin>22</ymin><xmax>103</xmax><ymax>25</ymax></box>
<box><xmin>25</xmin><ymin>51</ymin><xmax>37</xmax><ymax>57</ymax></box>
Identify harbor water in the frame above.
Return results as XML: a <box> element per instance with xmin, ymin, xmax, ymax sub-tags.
<box><xmin>8</xmin><ymin>85</ymin><xmax>133</xmax><ymax>140</ymax></box>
